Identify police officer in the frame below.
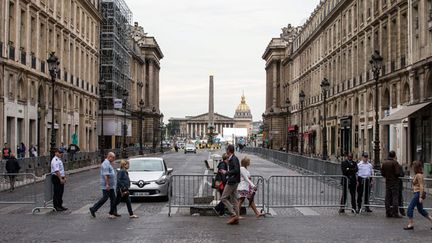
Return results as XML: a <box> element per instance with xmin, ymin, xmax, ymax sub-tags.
<box><xmin>339</xmin><ymin>153</ymin><xmax>358</xmax><ymax>213</ymax></box>
<box><xmin>51</xmin><ymin>148</ymin><xmax>67</xmax><ymax>211</ymax></box>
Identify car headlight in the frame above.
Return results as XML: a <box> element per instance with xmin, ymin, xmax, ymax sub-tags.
<box><xmin>156</xmin><ymin>176</ymin><xmax>167</xmax><ymax>185</ymax></box>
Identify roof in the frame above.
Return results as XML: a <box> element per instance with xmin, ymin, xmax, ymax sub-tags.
<box><xmin>379</xmin><ymin>102</ymin><xmax>432</xmax><ymax>125</ymax></box>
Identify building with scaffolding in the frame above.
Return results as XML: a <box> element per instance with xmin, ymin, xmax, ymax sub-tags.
<box><xmin>99</xmin><ymin>0</ymin><xmax>163</xmax><ymax>149</ymax></box>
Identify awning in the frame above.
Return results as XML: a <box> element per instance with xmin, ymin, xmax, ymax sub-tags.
<box><xmin>379</xmin><ymin>102</ymin><xmax>432</xmax><ymax>125</ymax></box>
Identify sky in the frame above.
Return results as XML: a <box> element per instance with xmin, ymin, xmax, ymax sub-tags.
<box><xmin>125</xmin><ymin>0</ymin><xmax>320</xmax><ymax>122</ymax></box>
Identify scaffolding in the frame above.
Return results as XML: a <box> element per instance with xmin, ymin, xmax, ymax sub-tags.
<box><xmin>100</xmin><ymin>0</ymin><xmax>132</xmax><ymax>110</ymax></box>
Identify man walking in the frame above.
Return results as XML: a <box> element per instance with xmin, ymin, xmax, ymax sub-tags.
<box><xmin>357</xmin><ymin>152</ymin><xmax>373</xmax><ymax>213</ymax></box>
<box><xmin>89</xmin><ymin>152</ymin><xmax>119</xmax><ymax>218</ymax></box>
<box><xmin>51</xmin><ymin>148</ymin><xmax>67</xmax><ymax>211</ymax></box>
<box><xmin>5</xmin><ymin>152</ymin><xmax>20</xmax><ymax>192</ymax></box>
<box><xmin>381</xmin><ymin>150</ymin><xmax>402</xmax><ymax>218</ymax></box>
<box><xmin>339</xmin><ymin>153</ymin><xmax>358</xmax><ymax>213</ymax></box>
<box><xmin>220</xmin><ymin>144</ymin><xmax>241</xmax><ymax>224</ymax></box>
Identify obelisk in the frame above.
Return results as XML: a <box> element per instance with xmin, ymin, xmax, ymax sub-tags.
<box><xmin>208</xmin><ymin>75</ymin><xmax>214</xmax><ymax>128</ymax></box>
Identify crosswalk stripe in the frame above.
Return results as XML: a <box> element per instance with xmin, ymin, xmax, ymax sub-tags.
<box><xmin>71</xmin><ymin>203</ymin><xmax>94</xmax><ymax>215</ymax></box>
<box><xmin>295</xmin><ymin>207</ymin><xmax>320</xmax><ymax>216</ymax></box>
<box><xmin>118</xmin><ymin>203</ymin><xmax>141</xmax><ymax>215</ymax></box>
<box><xmin>0</xmin><ymin>204</ymin><xmax>26</xmax><ymax>214</ymax></box>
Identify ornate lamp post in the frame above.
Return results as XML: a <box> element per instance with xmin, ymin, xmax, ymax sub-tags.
<box><xmin>122</xmin><ymin>90</ymin><xmax>129</xmax><ymax>158</ymax></box>
<box><xmin>139</xmin><ymin>99</ymin><xmax>145</xmax><ymax>155</ymax></box>
<box><xmin>320</xmin><ymin>78</ymin><xmax>330</xmax><ymax>160</ymax></box>
<box><xmin>299</xmin><ymin>90</ymin><xmax>305</xmax><ymax>155</ymax></box>
<box><xmin>370</xmin><ymin>50</ymin><xmax>384</xmax><ymax>169</ymax></box>
<box><xmin>285</xmin><ymin>98</ymin><xmax>291</xmax><ymax>153</ymax></box>
<box><xmin>160</xmin><ymin>113</ymin><xmax>164</xmax><ymax>153</ymax></box>
<box><xmin>47</xmin><ymin>52</ymin><xmax>59</xmax><ymax>159</ymax></box>
<box><xmin>99</xmin><ymin>81</ymin><xmax>106</xmax><ymax>160</ymax></box>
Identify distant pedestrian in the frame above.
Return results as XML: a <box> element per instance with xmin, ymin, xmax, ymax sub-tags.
<box><xmin>89</xmin><ymin>152</ymin><xmax>119</xmax><ymax>219</ymax></box>
<box><xmin>357</xmin><ymin>152</ymin><xmax>373</xmax><ymax>213</ymax></box>
<box><xmin>2</xmin><ymin>143</ymin><xmax>12</xmax><ymax>159</ymax></box>
<box><xmin>19</xmin><ymin>142</ymin><xmax>26</xmax><ymax>158</ymax></box>
<box><xmin>59</xmin><ymin>143</ymin><xmax>66</xmax><ymax>154</ymax></box>
<box><xmin>29</xmin><ymin>144</ymin><xmax>37</xmax><ymax>157</ymax></box>
<box><xmin>237</xmin><ymin>156</ymin><xmax>265</xmax><ymax>218</ymax></box>
<box><xmin>339</xmin><ymin>153</ymin><xmax>358</xmax><ymax>213</ymax></box>
<box><xmin>220</xmin><ymin>144</ymin><xmax>241</xmax><ymax>225</ymax></box>
<box><xmin>50</xmin><ymin>148</ymin><xmax>67</xmax><ymax>211</ymax></box>
<box><xmin>213</xmin><ymin>153</ymin><xmax>229</xmax><ymax>216</ymax></box>
<box><xmin>115</xmin><ymin>160</ymin><xmax>138</xmax><ymax>218</ymax></box>
<box><xmin>5</xmin><ymin>153</ymin><xmax>20</xmax><ymax>192</ymax></box>
<box><xmin>381</xmin><ymin>151</ymin><xmax>402</xmax><ymax>218</ymax></box>
<box><xmin>403</xmin><ymin>161</ymin><xmax>432</xmax><ymax>230</ymax></box>
<box><xmin>16</xmin><ymin>145</ymin><xmax>21</xmax><ymax>159</ymax></box>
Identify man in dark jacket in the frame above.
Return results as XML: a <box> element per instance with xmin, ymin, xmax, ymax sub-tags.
<box><xmin>220</xmin><ymin>144</ymin><xmax>241</xmax><ymax>225</ymax></box>
<box><xmin>339</xmin><ymin>153</ymin><xmax>358</xmax><ymax>213</ymax></box>
<box><xmin>5</xmin><ymin>153</ymin><xmax>20</xmax><ymax>192</ymax></box>
<box><xmin>381</xmin><ymin>150</ymin><xmax>402</xmax><ymax>218</ymax></box>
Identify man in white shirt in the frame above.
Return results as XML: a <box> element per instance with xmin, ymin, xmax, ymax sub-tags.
<box><xmin>357</xmin><ymin>152</ymin><xmax>373</xmax><ymax>213</ymax></box>
<box><xmin>51</xmin><ymin>148</ymin><xmax>67</xmax><ymax>211</ymax></box>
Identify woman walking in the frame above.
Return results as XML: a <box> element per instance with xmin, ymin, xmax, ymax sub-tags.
<box><xmin>237</xmin><ymin>156</ymin><xmax>265</xmax><ymax>218</ymax></box>
<box><xmin>403</xmin><ymin>161</ymin><xmax>432</xmax><ymax>230</ymax></box>
<box><xmin>213</xmin><ymin>153</ymin><xmax>228</xmax><ymax>216</ymax></box>
<box><xmin>115</xmin><ymin>160</ymin><xmax>138</xmax><ymax>218</ymax></box>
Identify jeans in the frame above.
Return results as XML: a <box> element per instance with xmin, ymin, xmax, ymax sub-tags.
<box><xmin>385</xmin><ymin>183</ymin><xmax>400</xmax><ymax>216</ymax></box>
<box><xmin>91</xmin><ymin>189</ymin><xmax>117</xmax><ymax>215</ymax></box>
<box><xmin>357</xmin><ymin>177</ymin><xmax>371</xmax><ymax>210</ymax></box>
<box><xmin>52</xmin><ymin>175</ymin><xmax>64</xmax><ymax>209</ymax></box>
<box><xmin>341</xmin><ymin>178</ymin><xmax>357</xmax><ymax>210</ymax></box>
<box><xmin>407</xmin><ymin>192</ymin><xmax>429</xmax><ymax>219</ymax></box>
<box><xmin>115</xmin><ymin>189</ymin><xmax>133</xmax><ymax>215</ymax></box>
<box><xmin>221</xmin><ymin>183</ymin><xmax>239</xmax><ymax>216</ymax></box>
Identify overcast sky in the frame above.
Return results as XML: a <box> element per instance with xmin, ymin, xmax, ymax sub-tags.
<box><xmin>126</xmin><ymin>0</ymin><xmax>320</xmax><ymax>122</ymax></box>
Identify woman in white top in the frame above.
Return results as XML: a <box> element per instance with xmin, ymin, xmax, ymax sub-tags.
<box><xmin>237</xmin><ymin>156</ymin><xmax>265</xmax><ymax>218</ymax></box>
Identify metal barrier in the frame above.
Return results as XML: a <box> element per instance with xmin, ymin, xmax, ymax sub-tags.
<box><xmin>266</xmin><ymin>175</ymin><xmax>348</xmax><ymax>213</ymax></box>
<box><xmin>168</xmin><ymin>174</ymin><xmax>265</xmax><ymax>216</ymax></box>
<box><xmin>0</xmin><ymin>173</ymin><xmax>37</xmax><ymax>204</ymax></box>
<box><xmin>362</xmin><ymin>176</ymin><xmax>432</xmax><ymax>212</ymax></box>
<box><xmin>32</xmin><ymin>174</ymin><xmax>56</xmax><ymax>214</ymax></box>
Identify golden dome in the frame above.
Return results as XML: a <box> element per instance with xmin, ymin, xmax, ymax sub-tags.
<box><xmin>234</xmin><ymin>94</ymin><xmax>252</xmax><ymax>118</ymax></box>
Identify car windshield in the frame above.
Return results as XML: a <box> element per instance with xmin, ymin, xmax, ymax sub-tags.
<box><xmin>129</xmin><ymin>159</ymin><xmax>164</xmax><ymax>172</ymax></box>
<box><xmin>186</xmin><ymin>144</ymin><xmax>194</xmax><ymax>148</ymax></box>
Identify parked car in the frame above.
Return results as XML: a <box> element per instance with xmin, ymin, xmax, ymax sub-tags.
<box><xmin>184</xmin><ymin>144</ymin><xmax>197</xmax><ymax>154</ymax></box>
<box><xmin>127</xmin><ymin>157</ymin><xmax>173</xmax><ymax>201</ymax></box>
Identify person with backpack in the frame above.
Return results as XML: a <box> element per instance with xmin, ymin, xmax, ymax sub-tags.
<box><xmin>5</xmin><ymin>153</ymin><xmax>21</xmax><ymax>192</ymax></box>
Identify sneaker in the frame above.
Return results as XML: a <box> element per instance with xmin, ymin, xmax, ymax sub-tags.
<box><xmin>403</xmin><ymin>226</ymin><xmax>414</xmax><ymax>230</ymax></box>
<box><xmin>108</xmin><ymin>214</ymin><xmax>116</xmax><ymax>219</ymax></box>
<box><xmin>112</xmin><ymin>213</ymin><xmax>121</xmax><ymax>217</ymax></box>
<box><xmin>60</xmin><ymin>206</ymin><xmax>68</xmax><ymax>211</ymax></box>
<box><xmin>129</xmin><ymin>215</ymin><xmax>139</xmax><ymax>219</ymax></box>
<box><xmin>338</xmin><ymin>209</ymin><xmax>345</xmax><ymax>214</ymax></box>
<box><xmin>55</xmin><ymin>207</ymin><xmax>65</xmax><ymax>212</ymax></box>
<box><xmin>89</xmin><ymin>208</ymin><xmax>96</xmax><ymax>218</ymax></box>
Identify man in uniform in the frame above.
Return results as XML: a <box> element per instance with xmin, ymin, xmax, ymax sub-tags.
<box><xmin>51</xmin><ymin>148</ymin><xmax>67</xmax><ymax>211</ymax></box>
<box><xmin>339</xmin><ymin>153</ymin><xmax>358</xmax><ymax>213</ymax></box>
<box><xmin>357</xmin><ymin>152</ymin><xmax>373</xmax><ymax>213</ymax></box>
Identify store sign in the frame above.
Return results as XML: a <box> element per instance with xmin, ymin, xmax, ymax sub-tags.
<box><xmin>113</xmin><ymin>99</ymin><xmax>123</xmax><ymax>109</ymax></box>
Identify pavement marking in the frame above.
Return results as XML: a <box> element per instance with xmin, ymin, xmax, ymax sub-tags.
<box><xmin>0</xmin><ymin>204</ymin><xmax>26</xmax><ymax>214</ymax></box>
<box><xmin>268</xmin><ymin>208</ymin><xmax>278</xmax><ymax>216</ymax></box>
<box><xmin>118</xmin><ymin>203</ymin><xmax>142</xmax><ymax>215</ymax></box>
<box><xmin>295</xmin><ymin>207</ymin><xmax>320</xmax><ymax>216</ymax></box>
<box><xmin>197</xmin><ymin>169</ymin><xmax>209</xmax><ymax>197</ymax></box>
<box><xmin>71</xmin><ymin>203</ymin><xmax>94</xmax><ymax>215</ymax></box>
<box><xmin>159</xmin><ymin>204</ymin><xmax>178</xmax><ymax>215</ymax></box>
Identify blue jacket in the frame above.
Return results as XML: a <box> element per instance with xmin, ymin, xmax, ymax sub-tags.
<box><xmin>116</xmin><ymin>169</ymin><xmax>130</xmax><ymax>190</ymax></box>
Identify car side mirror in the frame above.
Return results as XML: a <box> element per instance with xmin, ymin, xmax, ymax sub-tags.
<box><xmin>167</xmin><ymin>168</ymin><xmax>173</xmax><ymax>175</ymax></box>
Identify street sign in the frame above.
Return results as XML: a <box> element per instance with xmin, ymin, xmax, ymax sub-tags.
<box><xmin>114</xmin><ymin>99</ymin><xmax>123</xmax><ymax>109</ymax></box>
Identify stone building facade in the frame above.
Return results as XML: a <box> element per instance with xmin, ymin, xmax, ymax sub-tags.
<box><xmin>1</xmin><ymin>0</ymin><xmax>101</xmax><ymax>155</ymax></box>
<box><xmin>263</xmin><ymin>0</ymin><xmax>432</xmax><ymax>165</ymax></box>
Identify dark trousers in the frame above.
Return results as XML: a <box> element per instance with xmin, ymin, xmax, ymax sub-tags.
<box><xmin>357</xmin><ymin>178</ymin><xmax>371</xmax><ymax>209</ymax></box>
<box><xmin>51</xmin><ymin>175</ymin><xmax>64</xmax><ymax>209</ymax></box>
<box><xmin>398</xmin><ymin>180</ymin><xmax>405</xmax><ymax>214</ymax></box>
<box><xmin>385</xmin><ymin>183</ymin><xmax>400</xmax><ymax>217</ymax></box>
<box><xmin>115</xmin><ymin>189</ymin><xmax>133</xmax><ymax>215</ymax></box>
<box><xmin>341</xmin><ymin>179</ymin><xmax>357</xmax><ymax>210</ymax></box>
<box><xmin>91</xmin><ymin>189</ymin><xmax>117</xmax><ymax>215</ymax></box>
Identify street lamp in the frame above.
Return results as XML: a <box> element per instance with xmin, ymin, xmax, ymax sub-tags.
<box><xmin>285</xmin><ymin>98</ymin><xmax>291</xmax><ymax>153</ymax></box>
<box><xmin>99</xmin><ymin>80</ymin><xmax>106</xmax><ymax>161</ymax></box>
<box><xmin>160</xmin><ymin>113</ymin><xmax>164</xmax><ymax>153</ymax></box>
<box><xmin>122</xmin><ymin>90</ymin><xmax>129</xmax><ymax>159</ymax></box>
<box><xmin>320</xmin><ymin>78</ymin><xmax>330</xmax><ymax>160</ymax></box>
<box><xmin>47</xmin><ymin>52</ymin><xmax>59</xmax><ymax>159</ymax></box>
<box><xmin>299</xmin><ymin>90</ymin><xmax>305</xmax><ymax>155</ymax></box>
<box><xmin>139</xmin><ymin>99</ymin><xmax>145</xmax><ymax>155</ymax></box>
<box><xmin>152</xmin><ymin>107</ymin><xmax>157</xmax><ymax>153</ymax></box>
<box><xmin>370</xmin><ymin>50</ymin><xmax>384</xmax><ymax>169</ymax></box>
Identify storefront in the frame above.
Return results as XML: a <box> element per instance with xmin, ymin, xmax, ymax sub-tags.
<box><xmin>287</xmin><ymin>125</ymin><xmax>298</xmax><ymax>152</ymax></box>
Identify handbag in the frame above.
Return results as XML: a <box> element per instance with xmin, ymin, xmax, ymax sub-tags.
<box><xmin>120</xmin><ymin>187</ymin><xmax>129</xmax><ymax>197</ymax></box>
<box><xmin>421</xmin><ymin>191</ymin><xmax>426</xmax><ymax>200</ymax></box>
